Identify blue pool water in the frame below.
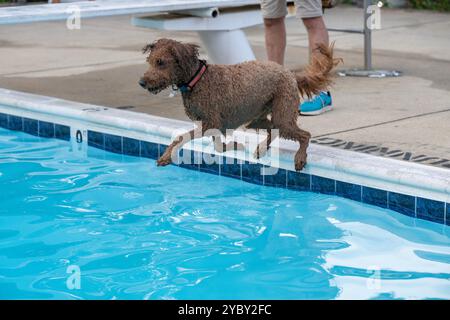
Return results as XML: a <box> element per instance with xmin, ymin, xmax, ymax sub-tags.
<box><xmin>0</xmin><ymin>127</ymin><xmax>449</xmax><ymax>300</ymax></box>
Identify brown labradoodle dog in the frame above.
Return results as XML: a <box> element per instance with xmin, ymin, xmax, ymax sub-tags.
<box><xmin>139</xmin><ymin>38</ymin><xmax>339</xmax><ymax>171</ymax></box>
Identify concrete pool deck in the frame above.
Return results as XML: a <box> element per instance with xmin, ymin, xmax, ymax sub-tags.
<box><xmin>0</xmin><ymin>5</ymin><xmax>449</xmax><ymax>169</ymax></box>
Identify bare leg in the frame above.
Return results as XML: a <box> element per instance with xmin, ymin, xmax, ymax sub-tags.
<box><xmin>302</xmin><ymin>16</ymin><xmax>329</xmax><ymax>58</ymax></box>
<box><xmin>264</xmin><ymin>17</ymin><xmax>286</xmax><ymax>65</ymax></box>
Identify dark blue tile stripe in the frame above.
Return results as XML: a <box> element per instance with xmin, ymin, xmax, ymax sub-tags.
<box><xmin>446</xmin><ymin>203</ymin><xmax>449</xmax><ymax>226</ymax></box>
<box><xmin>0</xmin><ymin>112</ymin><xmax>447</xmax><ymax>226</ymax></box>
<box><xmin>87</xmin><ymin>130</ymin><xmax>104</xmax><ymax>149</ymax></box>
<box><xmin>287</xmin><ymin>171</ymin><xmax>310</xmax><ymax>191</ymax></box>
<box><xmin>122</xmin><ymin>137</ymin><xmax>140</xmax><ymax>156</ymax></box>
<box><xmin>0</xmin><ymin>113</ymin><xmax>7</xmax><ymax>128</ymax></box>
<box><xmin>362</xmin><ymin>186</ymin><xmax>388</xmax><ymax>209</ymax></box>
<box><xmin>140</xmin><ymin>140</ymin><xmax>159</xmax><ymax>159</ymax></box>
<box><xmin>388</xmin><ymin>192</ymin><xmax>416</xmax><ymax>218</ymax></box>
<box><xmin>0</xmin><ymin>113</ymin><xmax>71</xmax><ymax>141</ymax></box>
<box><xmin>221</xmin><ymin>157</ymin><xmax>242</xmax><ymax>179</ymax></box>
<box><xmin>23</xmin><ymin>118</ymin><xmax>39</xmax><ymax>136</ymax></box>
<box><xmin>336</xmin><ymin>181</ymin><xmax>362</xmax><ymax>202</ymax></box>
<box><xmin>8</xmin><ymin>115</ymin><xmax>23</xmax><ymax>131</ymax></box>
<box><xmin>38</xmin><ymin>121</ymin><xmax>55</xmax><ymax>138</ymax></box>
<box><xmin>312</xmin><ymin>175</ymin><xmax>335</xmax><ymax>195</ymax></box>
<box><xmin>55</xmin><ymin>124</ymin><xmax>71</xmax><ymax>141</ymax></box>
<box><xmin>264</xmin><ymin>168</ymin><xmax>287</xmax><ymax>188</ymax></box>
<box><xmin>241</xmin><ymin>161</ymin><xmax>263</xmax><ymax>185</ymax></box>
<box><xmin>416</xmin><ymin>197</ymin><xmax>445</xmax><ymax>224</ymax></box>
<box><xmin>104</xmin><ymin>133</ymin><xmax>122</xmax><ymax>154</ymax></box>
<box><xmin>199</xmin><ymin>153</ymin><xmax>221</xmax><ymax>176</ymax></box>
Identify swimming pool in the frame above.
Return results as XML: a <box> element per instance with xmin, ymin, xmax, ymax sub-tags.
<box><xmin>1</xmin><ymin>127</ymin><xmax>449</xmax><ymax>300</ymax></box>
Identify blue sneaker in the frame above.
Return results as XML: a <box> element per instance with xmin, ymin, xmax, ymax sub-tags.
<box><xmin>300</xmin><ymin>91</ymin><xmax>333</xmax><ymax>115</ymax></box>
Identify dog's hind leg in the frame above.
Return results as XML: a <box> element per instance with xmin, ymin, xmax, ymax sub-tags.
<box><xmin>282</xmin><ymin>126</ymin><xmax>311</xmax><ymax>171</ymax></box>
<box><xmin>247</xmin><ymin>116</ymin><xmax>274</xmax><ymax>159</ymax></box>
<box><xmin>271</xmin><ymin>87</ymin><xmax>310</xmax><ymax>171</ymax></box>
<box><xmin>254</xmin><ymin>129</ymin><xmax>277</xmax><ymax>159</ymax></box>
<box><xmin>275</xmin><ymin>117</ymin><xmax>311</xmax><ymax>171</ymax></box>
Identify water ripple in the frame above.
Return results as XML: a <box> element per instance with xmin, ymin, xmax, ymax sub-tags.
<box><xmin>0</xmin><ymin>128</ymin><xmax>449</xmax><ymax>299</ymax></box>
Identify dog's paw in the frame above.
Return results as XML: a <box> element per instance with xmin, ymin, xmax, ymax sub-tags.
<box><xmin>294</xmin><ymin>153</ymin><xmax>307</xmax><ymax>171</ymax></box>
<box><xmin>157</xmin><ymin>156</ymin><xmax>172</xmax><ymax>167</ymax></box>
<box><xmin>295</xmin><ymin>161</ymin><xmax>306</xmax><ymax>171</ymax></box>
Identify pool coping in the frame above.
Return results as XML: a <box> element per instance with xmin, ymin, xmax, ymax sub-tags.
<box><xmin>0</xmin><ymin>88</ymin><xmax>449</xmax><ymax>226</ymax></box>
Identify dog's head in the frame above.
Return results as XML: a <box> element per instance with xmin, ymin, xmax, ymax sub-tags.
<box><xmin>139</xmin><ymin>38</ymin><xmax>200</xmax><ymax>94</ymax></box>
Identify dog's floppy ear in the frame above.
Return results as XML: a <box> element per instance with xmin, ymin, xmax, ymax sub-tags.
<box><xmin>142</xmin><ymin>43</ymin><xmax>155</xmax><ymax>54</ymax></box>
<box><xmin>171</xmin><ymin>42</ymin><xmax>200</xmax><ymax>66</ymax></box>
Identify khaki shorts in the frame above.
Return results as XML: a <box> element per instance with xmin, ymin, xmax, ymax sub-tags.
<box><xmin>261</xmin><ymin>0</ymin><xmax>323</xmax><ymax>19</ymax></box>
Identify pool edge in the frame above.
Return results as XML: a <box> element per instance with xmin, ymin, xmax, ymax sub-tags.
<box><xmin>0</xmin><ymin>88</ymin><xmax>449</xmax><ymax>226</ymax></box>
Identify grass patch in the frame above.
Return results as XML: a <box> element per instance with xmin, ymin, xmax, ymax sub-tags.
<box><xmin>409</xmin><ymin>0</ymin><xmax>450</xmax><ymax>11</ymax></box>
<box><xmin>341</xmin><ymin>0</ymin><xmax>450</xmax><ymax>11</ymax></box>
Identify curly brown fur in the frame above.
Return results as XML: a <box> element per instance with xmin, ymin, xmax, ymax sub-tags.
<box><xmin>139</xmin><ymin>38</ymin><xmax>340</xmax><ymax>171</ymax></box>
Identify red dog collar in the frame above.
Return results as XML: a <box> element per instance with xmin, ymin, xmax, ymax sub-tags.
<box><xmin>179</xmin><ymin>60</ymin><xmax>207</xmax><ymax>93</ymax></box>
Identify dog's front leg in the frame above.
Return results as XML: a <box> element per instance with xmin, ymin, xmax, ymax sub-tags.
<box><xmin>157</xmin><ymin>129</ymin><xmax>196</xmax><ymax>166</ymax></box>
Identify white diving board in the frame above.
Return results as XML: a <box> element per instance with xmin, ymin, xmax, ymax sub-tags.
<box><xmin>132</xmin><ymin>6</ymin><xmax>265</xmax><ymax>64</ymax></box>
<box><xmin>0</xmin><ymin>0</ymin><xmax>261</xmax><ymax>25</ymax></box>
<box><xmin>0</xmin><ymin>1</ymin><xmax>294</xmax><ymax>64</ymax></box>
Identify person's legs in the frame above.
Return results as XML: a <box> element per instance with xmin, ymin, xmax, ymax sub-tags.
<box><xmin>297</xmin><ymin>0</ymin><xmax>333</xmax><ymax>115</ymax></box>
<box><xmin>263</xmin><ymin>17</ymin><xmax>286</xmax><ymax>65</ymax></box>
<box><xmin>296</xmin><ymin>0</ymin><xmax>329</xmax><ymax>55</ymax></box>
<box><xmin>261</xmin><ymin>0</ymin><xmax>288</xmax><ymax>65</ymax></box>
<box><xmin>260</xmin><ymin>0</ymin><xmax>333</xmax><ymax>115</ymax></box>
<box><xmin>302</xmin><ymin>16</ymin><xmax>329</xmax><ymax>57</ymax></box>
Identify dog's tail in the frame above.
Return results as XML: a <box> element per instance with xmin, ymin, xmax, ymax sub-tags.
<box><xmin>294</xmin><ymin>42</ymin><xmax>341</xmax><ymax>99</ymax></box>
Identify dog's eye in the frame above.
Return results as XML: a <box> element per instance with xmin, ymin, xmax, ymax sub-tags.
<box><xmin>156</xmin><ymin>59</ymin><xmax>164</xmax><ymax>67</ymax></box>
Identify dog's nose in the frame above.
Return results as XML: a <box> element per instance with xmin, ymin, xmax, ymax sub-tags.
<box><xmin>139</xmin><ymin>79</ymin><xmax>147</xmax><ymax>88</ymax></box>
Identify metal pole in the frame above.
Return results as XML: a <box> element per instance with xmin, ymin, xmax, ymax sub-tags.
<box><xmin>337</xmin><ymin>0</ymin><xmax>400</xmax><ymax>77</ymax></box>
<box><xmin>363</xmin><ymin>0</ymin><xmax>372</xmax><ymax>70</ymax></box>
